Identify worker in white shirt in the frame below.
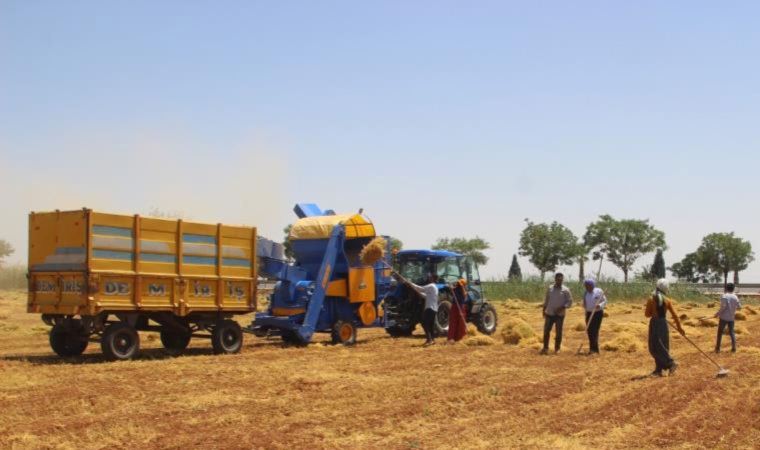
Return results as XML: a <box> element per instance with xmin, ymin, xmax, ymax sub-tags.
<box><xmin>583</xmin><ymin>278</ymin><xmax>607</xmax><ymax>354</ymax></box>
<box><xmin>408</xmin><ymin>273</ymin><xmax>440</xmax><ymax>347</ymax></box>
<box><xmin>714</xmin><ymin>283</ymin><xmax>741</xmax><ymax>353</ymax></box>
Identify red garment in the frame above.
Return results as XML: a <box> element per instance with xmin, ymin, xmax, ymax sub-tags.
<box><xmin>448</xmin><ymin>300</ymin><xmax>468</xmax><ymax>342</ymax></box>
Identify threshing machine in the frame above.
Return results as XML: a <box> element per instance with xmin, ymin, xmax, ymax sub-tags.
<box><xmin>250</xmin><ymin>204</ymin><xmax>394</xmax><ymax>345</ymax></box>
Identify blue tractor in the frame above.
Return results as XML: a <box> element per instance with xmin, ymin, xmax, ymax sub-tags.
<box><xmin>250</xmin><ymin>204</ymin><xmax>394</xmax><ymax>345</ymax></box>
<box><xmin>383</xmin><ymin>249</ymin><xmax>498</xmax><ymax>337</ymax></box>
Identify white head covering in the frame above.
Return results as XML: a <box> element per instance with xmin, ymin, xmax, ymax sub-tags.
<box><xmin>656</xmin><ymin>278</ymin><xmax>670</xmax><ymax>294</ymax></box>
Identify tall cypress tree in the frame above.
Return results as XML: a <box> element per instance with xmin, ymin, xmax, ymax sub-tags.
<box><xmin>650</xmin><ymin>248</ymin><xmax>666</xmax><ymax>279</ymax></box>
<box><xmin>508</xmin><ymin>254</ymin><xmax>522</xmax><ymax>281</ymax></box>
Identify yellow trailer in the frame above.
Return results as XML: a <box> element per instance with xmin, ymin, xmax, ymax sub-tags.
<box><xmin>28</xmin><ymin>209</ymin><xmax>257</xmax><ymax>360</ymax></box>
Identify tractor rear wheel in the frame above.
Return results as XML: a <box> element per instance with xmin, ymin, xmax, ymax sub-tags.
<box><xmin>211</xmin><ymin>320</ymin><xmax>243</xmax><ymax>354</ymax></box>
<box><xmin>160</xmin><ymin>328</ymin><xmax>191</xmax><ymax>355</ymax></box>
<box><xmin>101</xmin><ymin>323</ymin><xmax>140</xmax><ymax>361</ymax></box>
<box><xmin>50</xmin><ymin>321</ymin><xmax>89</xmax><ymax>357</ymax></box>
<box><xmin>476</xmin><ymin>303</ymin><xmax>498</xmax><ymax>335</ymax></box>
<box><xmin>331</xmin><ymin>321</ymin><xmax>357</xmax><ymax>346</ymax></box>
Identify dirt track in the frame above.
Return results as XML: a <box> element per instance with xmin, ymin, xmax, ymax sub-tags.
<box><xmin>2</xmin><ymin>289</ymin><xmax>759</xmax><ymax>449</ymax></box>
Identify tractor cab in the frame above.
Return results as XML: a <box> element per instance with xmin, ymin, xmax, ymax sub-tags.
<box><xmin>394</xmin><ymin>250</ymin><xmax>484</xmax><ymax>304</ymax></box>
<box><xmin>384</xmin><ymin>249</ymin><xmax>497</xmax><ymax>337</ymax></box>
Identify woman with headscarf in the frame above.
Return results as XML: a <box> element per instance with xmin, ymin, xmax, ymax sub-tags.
<box><xmin>583</xmin><ymin>278</ymin><xmax>607</xmax><ymax>354</ymax></box>
<box><xmin>645</xmin><ymin>279</ymin><xmax>686</xmax><ymax>377</ymax></box>
<box><xmin>447</xmin><ymin>279</ymin><xmax>468</xmax><ymax>343</ymax></box>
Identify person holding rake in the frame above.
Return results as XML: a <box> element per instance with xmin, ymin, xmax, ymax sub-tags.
<box><xmin>582</xmin><ymin>278</ymin><xmax>607</xmax><ymax>355</ymax></box>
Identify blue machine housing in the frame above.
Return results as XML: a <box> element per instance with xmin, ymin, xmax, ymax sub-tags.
<box><xmin>251</xmin><ymin>204</ymin><xmax>394</xmax><ymax>344</ymax></box>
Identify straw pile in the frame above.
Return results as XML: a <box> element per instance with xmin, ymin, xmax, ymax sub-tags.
<box><xmin>359</xmin><ymin>236</ymin><xmax>386</xmax><ymax>266</ymax></box>
<box><xmin>464</xmin><ymin>335</ymin><xmax>496</xmax><ymax>346</ymax></box>
<box><xmin>574</xmin><ymin>322</ymin><xmax>586</xmax><ymax>332</ymax></box>
<box><xmin>698</xmin><ymin>318</ymin><xmax>718</xmax><ymax>327</ymax></box>
<box><xmin>602</xmin><ymin>333</ymin><xmax>643</xmax><ymax>352</ymax></box>
<box><xmin>744</xmin><ymin>306</ymin><xmax>758</xmax><ymax>315</ymax></box>
<box><xmin>501</xmin><ymin>318</ymin><xmax>535</xmax><ymax>345</ymax></box>
<box><xmin>679</xmin><ymin>313</ymin><xmax>689</xmax><ymax>320</ymax></box>
<box><xmin>735</xmin><ymin>312</ymin><xmax>747</xmax><ymax>321</ymax></box>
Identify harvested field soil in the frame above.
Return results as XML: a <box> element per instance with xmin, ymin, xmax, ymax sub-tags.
<box><xmin>2</xmin><ymin>290</ymin><xmax>760</xmax><ymax>449</ymax></box>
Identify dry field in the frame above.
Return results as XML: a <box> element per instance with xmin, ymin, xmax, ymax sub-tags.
<box><xmin>2</xmin><ymin>289</ymin><xmax>760</xmax><ymax>450</ymax></box>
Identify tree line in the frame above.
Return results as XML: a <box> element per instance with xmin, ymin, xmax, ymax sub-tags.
<box><xmin>512</xmin><ymin>215</ymin><xmax>754</xmax><ymax>286</ymax></box>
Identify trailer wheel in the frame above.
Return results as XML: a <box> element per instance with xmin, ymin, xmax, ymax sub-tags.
<box><xmin>475</xmin><ymin>303</ymin><xmax>498</xmax><ymax>335</ymax></box>
<box><xmin>101</xmin><ymin>323</ymin><xmax>140</xmax><ymax>361</ymax></box>
<box><xmin>160</xmin><ymin>328</ymin><xmax>191</xmax><ymax>355</ymax></box>
<box><xmin>331</xmin><ymin>321</ymin><xmax>357</xmax><ymax>346</ymax></box>
<box><xmin>211</xmin><ymin>320</ymin><xmax>243</xmax><ymax>354</ymax></box>
<box><xmin>49</xmin><ymin>322</ymin><xmax>89</xmax><ymax>357</ymax></box>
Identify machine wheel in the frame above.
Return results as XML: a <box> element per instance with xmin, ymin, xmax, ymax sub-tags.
<box><xmin>211</xmin><ymin>320</ymin><xmax>243</xmax><ymax>354</ymax></box>
<box><xmin>160</xmin><ymin>328</ymin><xmax>191</xmax><ymax>354</ymax></box>
<box><xmin>434</xmin><ymin>293</ymin><xmax>453</xmax><ymax>336</ymax></box>
<box><xmin>331</xmin><ymin>321</ymin><xmax>357</xmax><ymax>346</ymax></box>
<box><xmin>476</xmin><ymin>303</ymin><xmax>498</xmax><ymax>335</ymax></box>
<box><xmin>49</xmin><ymin>321</ymin><xmax>89</xmax><ymax>357</ymax></box>
<box><xmin>385</xmin><ymin>323</ymin><xmax>416</xmax><ymax>338</ymax></box>
<box><xmin>101</xmin><ymin>323</ymin><xmax>140</xmax><ymax>361</ymax></box>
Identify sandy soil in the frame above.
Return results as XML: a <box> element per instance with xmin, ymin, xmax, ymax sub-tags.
<box><xmin>1</xmin><ymin>289</ymin><xmax>759</xmax><ymax>449</ymax></box>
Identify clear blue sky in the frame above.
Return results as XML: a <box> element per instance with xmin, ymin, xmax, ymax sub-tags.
<box><xmin>2</xmin><ymin>1</ymin><xmax>760</xmax><ymax>280</ymax></box>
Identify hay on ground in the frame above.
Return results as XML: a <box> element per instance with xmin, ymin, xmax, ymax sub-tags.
<box><xmin>464</xmin><ymin>335</ymin><xmax>496</xmax><ymax>346</ymax></box>
<box><xmin>698</xmin><ymin>318</ymin><xmax>718</xmax><ymax>327</ymax></box>
<box><xmin>679</xmin><ymin>313</ymin><xmax>689</xmax><ymax>320</ymax></box>
<box><xmin>683</xmin><ymin>319</ymin><xmax>698</xmax><ymax>327</ymax></box>
<box><xmin>574</xmin><ymin>322</ymin><xmax>586</xmax><ymax>332</ymax></box>
<box><xmin>707</xmin><ymin>302</ymin><xmax>716</xmax><ymax>308</ymax></box>
<box><xmin>744</xmin><ymin>306</ymin><xmax>757</xmax><ymax>315</ymax></box>
<box><xmin>359</xmin><ymin>236</ymin><xmax>387</xmax><ymax>266</ymax></box>
<box><xmin>501</xmin><ymin>318</ymin><xmax>536</xmax><ymax>345</ymax></box>
<box><xmin>735</xmin><ymin>312</ymin><xmax>747</xmax><ymax>321</ymax></box>
<box><xmin>602</xmin><ymin>332</ymin><xmax>643</xmax><ymax>353</ymax></box>
<box><xmin>466</xmin><ymin>324</ymin><xmax>478</xmax><ymax>337</ymax></box>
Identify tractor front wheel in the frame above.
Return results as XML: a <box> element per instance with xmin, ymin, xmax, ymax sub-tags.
<box><xmin>476</xmin><ymin>303</ymin><xmax>498</xmax><ymax>335</ymax></box>
<box><xmin>434</xmin><ymin>299</ymin><xmax>452</xmax><ymax>336</ymax></box>
<box><xmin>331</xmin><ymin>321</ymin><xmax>357</xmax><ymax>346</ymax></box>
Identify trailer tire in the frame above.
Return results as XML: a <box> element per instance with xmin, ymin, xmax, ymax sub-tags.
<box><xmin>211</xmin><ymin>320</ymin><xmax>243</xmax><ymax>354</ymax></box>
<box><xmin>101</xmin><ymin>323</ymin><xmax>140</xmax><ymax>361</ymax></box>
<box><xmin>49</xmin><ymin>322</ymin><xmax>89</xmax><ymax>357</ymax></box>
<box><xmin>331</xmin><ymin>321</ymin><xmax>357</xmax><ymax>346</ymax></box>
<box><xmin>160</xmin><ymin>328</ymin><xmax>191</xmax><ymax>354</ymax></box>
<box><xmin>475</xmin><ymin>303</ymin><xmax>498</xmax><ymax>335</ymax></box>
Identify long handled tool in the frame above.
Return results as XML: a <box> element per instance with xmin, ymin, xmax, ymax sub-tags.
<box><xmin>576</xmin><ymin>299</ymin><xmax>602</xmax><ymax>355</ymax></box>
<box><xmin>668</xmin><ymin>321</ymin><xmax>729</xmax><ymax>378</ymax></box>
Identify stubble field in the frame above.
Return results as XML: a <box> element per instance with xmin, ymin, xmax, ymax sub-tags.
<box><xmin>1</xmin><ymin>289</ymin><xmax>759</xmax><ymax>449</ymax></box>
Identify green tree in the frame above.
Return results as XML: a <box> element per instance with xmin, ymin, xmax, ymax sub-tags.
<box><xmin>584</xmin><ymin>215</ymin><xmax>667</xmax><ymax>283</ymax></box>
<box><xmin>389</xmin><ymin>237</ymin><xmax>403</xmax><ymax>253</ymax></box>
<box><xmin>508</xmin><ymin>254</ymin><xmax>522</xmax><ymax>281</ymax></box>
<box><xmin>518</xmin><ymin>220</ymin><xmax>579</xmax><ymax>280</ymax></box>
<box><xmin>0</xmin><ymin>239</ymin><xmax>13</xmax><ymax>267</ymax></box>
<box><xmin>650</xmin><ymin>248</ymin><xmax>666</xmax><ymax>279</ymax></box>
<box><xmin>282</xmin><ymin>224</ymin><xmax>294</xmax><ymax>260</ymax></box>
<box><xmin>694</xmin><ymin>232</ymin><xmax>754</xmax><ymax>288</ymax></box>
<box><xmin>432</xmin><ymin>237</ymin><xmax>490</xmax><ymax>266</ymax></box>
<box><xmin>669</xmin><ymin>252</ymin><xmax>718</xmax><ymax>283</ymax></box>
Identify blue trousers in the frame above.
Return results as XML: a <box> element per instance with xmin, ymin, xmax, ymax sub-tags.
<box><xmin>716</xmin><ymin>319</ymin><xmax>736</xmax><ymax>352</ymax></box>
